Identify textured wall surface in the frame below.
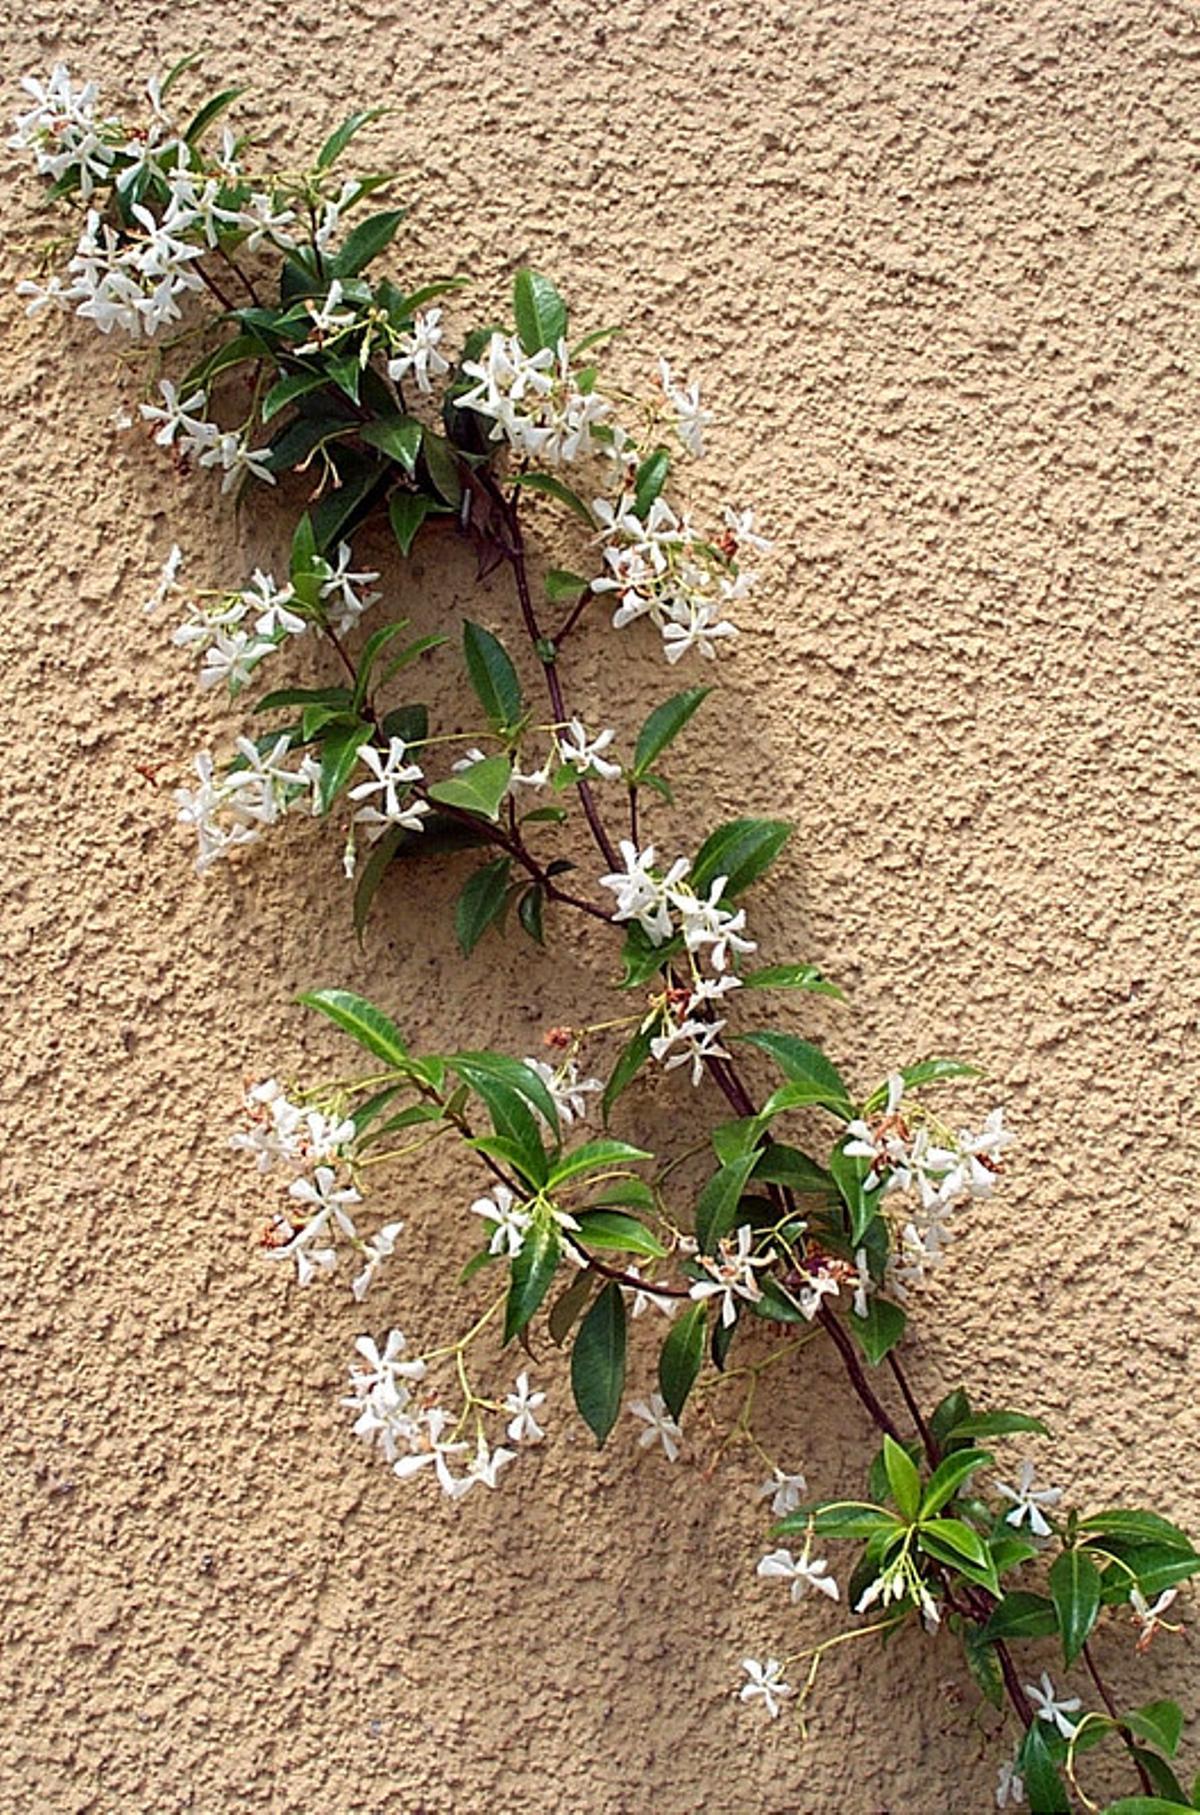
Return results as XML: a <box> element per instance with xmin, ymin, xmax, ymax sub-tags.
<box><xmin>4</xmin><ymin>3</ymin><xmax>1200</xmax><ymax>1811</ymax></box>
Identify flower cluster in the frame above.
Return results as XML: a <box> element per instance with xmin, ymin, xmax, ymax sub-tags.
<box><xmin>591</xmin><ymin>496</ymin><xmax>767</xmax><ymax>665</ymax></box>
<box><xmin>457</xmin><ymin>332</ymin><xmax>617</xmax><ymax>468</ymax></box>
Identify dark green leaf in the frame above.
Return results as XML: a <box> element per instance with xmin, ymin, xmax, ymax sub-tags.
<box><xmin>316</xmin><ymin>721</ymin><xmax>369</xmax><ymax>814</ymax></box>
<box><xmin>1096</xmin><ymin>1544</ymin><xmax>1200</xmax><ymax>1600</ymax></box>
<box><xmin>751</xmin><ymin>1143</ymin><xmax>834</xmax><ymax>1195</ymax></box>
<box><xmin>919</xmin><ymin>1520</ymin><xmax>1002</xmax><ymax>1597</ymax></box>
<box><xmin>513</xmin><ymin>268</ymin><xmax>568</xmax><ymax>354</ymax></box>
<box><xmin>850</xmin><ymin>1299</ymin><xmax>907</xmax><ymax>1367</ymax></box>
<box><xmin>352</xmin><ymin>822</ymin><xmax>403</xmax><ymax>939</ymax></box>
<box><xmin>299</xmin><ymin>988</ymin><xmax>409</xmax><ymax>1069</ymax></box>
<box><xmin>741</xmin><ymin>963</ymin><xmax>844</xmax><ymax>999</ymax></box>
<box><xmin>946</xmin><ymin>1411</ymin><xmax>1052</xmax><ymax>1443</ymax></box>
<box><xmin>310</xmin><ymin>460</ymin><xmax>387</xmax><ymax>551</ymax></box>
<box><xmin>658</xmin><ymin>1301</ymin><xmax>706</xmax><ymax>1420</ymax></box>
<box><xmin>690</xmin><ymin>817</ymin><xmax>791</xmax><ymax>898</ymax></box>
<box><xmin>1049</xmin><ymin>1549</ymin><xmax>1102</xmax><ymax>1666</ymax></box>
<box><xmin>511</xmin><ymin>469</ymin><xmax>594</xmax><ymax>525</ymax></box>
<box><xmin>1124</xmin><ymin>1701</ymin><xmax>1184</xmax><ymax>1760</ymax></box>
<box><xmin>317</xmin><ymin>107</ymin><xmax>385</xmax><ymax>169</ymax></box>
<box><xmin>776</xmin><ymin>1501</ymin><xmax>900</xmax><ymax>1541</ymax></box>
<box><xmin>960</xmin><ymin>1621</ymin><xmax>1004</xmax><ymax>1709</ymax></box>
<box><xmin>633</xmin><ymin>448</ymin><xmax>670</xmax><ymax>517</ymax></box>
<box><xmin>549</xmin><ymin>1140</ymin><xmax>652</xmax><ymax>1188</ymax></box>
<box><xmin>505</xmin><ymin>1218</ymin><xmax>560</xmax><ymax>1342</ymax></box>
<box><xmin>517</xmin><ymin>886</ymin><xmax>545</xmax><ymax>945</ymax></box>
<box><xmin>351</xmin><ymin>622</ymin><xmax>409</xmax><ymax>711</ymax></box>
<box><xmin>548</xmin><ymin>1267</ymin><xmax>596</xmax><ymax>1346</ymax></box>
<box><xmin>571</xmin><ymin>1282</ymin><xmax>625</xmax><ymax>1444</ymax></box>
<box><xmin>262</xmin><ymin>368</ymin><xmax>329</xmax><ymax>422</ymax></box>
<box><xmin>618</xmin><ymin>924</ymin><xmax>681</xmax><ymax>989</ymax></box>
<box><xmin>920</xmin><ymin>1450</ymin><xmax>993</xmax><ymax>1518</ymax></box>
<box><xmin>863</xmin><ymin>1058</ymin><xmax>981</xmax><ymax>1109</ymax></box>
<box><xmin>388</xmin><ymin>491</ymin><xmax>440</xmax><ymax>555</ymax></box>
<box><xmin>455</xmin><ymin>857</ymin><xmax>512</xmax><ymax>955</ymax></box>
<box><xmin>544</xmin><ymin>568</ymin><xmax>587</xmax><ymax>603</ymax></box>
<box><xmin>378</xmin><ymin>632</ymin><xmax>447</xmax><ymax>688</ymax></box>
<box><xmin>451</xmin><ymin>1052</ymin><xmax>560</xmax><ymax>1137</ymax></box>
<box><xmin>737</xmin><ymin>1031</ymin><xmax>852</xmax><ymax>1116</ymax></box>
<box><xmin>1097</xmin><ymin>1802</ymin><xmax>1193</xmax><ymax>1815</ymax></box>
<box><xmin>1017</xmin><ymin>1724</ymin><xmax>1069</xmax><ymax>1815</ymax></box>
<box><xmin>360</xmin><ymin>413</ymin><xmax>423</xmax><ymax>473</ymax></box>
<box><xmin>981</xmin><ymin>1592</ymin><xmax>1059</xmax><ymax>1642</ymax></box>
<box><xmin>694</xmin><ymin>1155</ymin><xmax>759</xmax><ymax>1252</ymax></box>
<box><xmin>602</xmin><ymin>1022</ymin><xmax>654</xmax><ymax>1122</ymax></box>
<box><xmin>829</xmin><ymin>1140</ymin><xmax>884</xmax><ymax>1242</ymax></box>
<box><xmin>929</xmin><ymin>1388</ymin><xmax>973</xmax><ymax>1449</ymax></box>
<box><xmin>463</xmin><ymin>620</ymin><xmax>522</xmax><ymax>732</ymax></box>
<box><xmin>883</xmin><ymin>1434</ymin><xmax>922</xmax><ymax>1521</ymax></box>
<box><xmin>183</xmin><ymin>87</ymin><xmax>244</xmax><ymax>145</ymax></box>
<box><xmin>419</xmin><ymin>429</ymin><xmax>462</xmax><ymax>504</ymax></box>
<box><xmin>632</xmin><ymin>687</ymin><xmax>712</xmax><ymax>780</ymax></box>
<box><xmin>1078</xmin><ymin>1511</ymin><xmax>1196</xmax><ymax>1554</ymax></box>
<box><xmin>573</xmin><ymin>1210</ymin><xmax>667</xmax><ymax>1259</ymax></box>
<box><xmin>332</xmin><ymin>208</ymin><xmax>405</xmax><ymax>277</ymax></box>
<box><xmin>428</xmin><ymin>755</ymin><xmax>512</xmax><ymax>822</ymax></box>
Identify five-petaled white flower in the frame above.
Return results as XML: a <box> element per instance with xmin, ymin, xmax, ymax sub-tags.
<box><xmin>348</xmin><ymin>739</ymin><xmax>430</xmax><ymax>838</ymax></box>
<box><xmin>629</xmin><ymin>1392</ymin><xmax>682</xmax><ymax>1462</ymax></box>
<box><xmin>994</xmin><ymin>1460</ymin><xmax>1062</xmax><ymax>1539</ymax></box>
<box><xmin>688</xmin><ymin>1224</ymin><xmax>775</xmax><ymax>1326</ymax></box>
<box><xmin>503</xmin><ymin>1372</ymin><xmax>547</xmax><ymax>1444</ymax></box>
<box><xmin>1025</xmin><ymin>1672</ymin><xmax>1082</xmax><ymax>1739</ymax></box>
<box><xmin>387</xmin><ymin>308</ymin><xmax>451</xmax><ymax>393</ymax></box>
<box><xmin>556</xmin><ymin>718</ymin><xmax>622</xmax><ymax>781</ymax></box>
<box><xmin>995</xmin><ymin>1760</ymin><xmax>1024</xmax><ymax>1809</ymax></box>
<box><xmin>756</xmin><ymin>1469</ymin><xmax>808</xmax><ymax>1518</ymax></box>
<box><xmin>756</xmin><ymin>1547</ymin><xmax>839</xmax><ymax>1603</ymax></box>
<box><xmin>738</xmin><ymin>1657</ymin><xmax>792</xmax><ymax>1719</ymax></box>
<box><xmin>470</xmin><ymin>1184</ymin><xmax>532</xmax><ymax>1258</ymax></box>
<box><xmin>1130</xmin><ymin>1585</ymin><xmax>1179</xmax><ymax>1651</ymax></box>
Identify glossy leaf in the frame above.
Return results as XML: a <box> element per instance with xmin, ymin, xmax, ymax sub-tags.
<box><xmin>980</xmin><ymin>1591</ymin><xmax>1059</xmax><ymax>1642</ymax></box>
<box><xmin>548</xmin><ymin>1267</ymin><xmax>595</xmax><ymax>1346</ymax></box>
<box><xmin>360</xmin><ymin>413</ymin><xmax>423</xmax><ymax>473</ymax></box>
<box><xmin>863</xmin><ymin>1058</ymin><xmax>981</xmax><ymax>1109</ymax></box>
<box><xmin>633</xmin><ymin>448</ymin><xmax>670</xmax><ymax>517</ymax></box>
<box><xmin>1124</xmin><ymin>1701</ymin><xmax>1184</xmax><ymax>1759</ymax></box>
<box><xmin>455</xmin><ymin>857</ymin><xmax>512</xmax><ymax>956</ymax></box>
<box><xmin>741</xmin><ymin>963</ymin><xmax>844</xmax><ymax>998</ymax></box>
<box><xmin>829</xmin><ymin>1140</ymin><xmax>884</xmax><ymax>1242</ymax></box>
<box><xmin>1017</xmin><ymin>1723</ymin><xmax>1069</xmax><ymax>1815</ymax></box>
<box><xmin>946</xmin><ymin>1410</ymin><xmax>1051</xmax><ymax>1443</ymax></box>
<box><xmin>420</xmin><ymin>429</ymin><xmax>462</xmax><ymax>505</ymax></box>
<box><xmin>428</xmin><ymin>755</ymin><xmax>512</xmax><ymax>823</ymax></box>
<box><xmin>658</xmin><ymin>1301</ymin><xmax>706</xmax><ymax>1421</ymax></box>
<box><xmin>920</xmin><ymin>1449</ymin><xmax>993</xmax><ymax>1518</ymax></box>
<box><xmin>517</xmin><ymin>885</ymin><xmax>545</xmax><ymax>945</ymax></box>
<box><xmin>918</xmin><ymin>1520</ymin><xmax>1001</xmax><ymax>1598</ymax></box>
<box><xmin>504</xmin><ymin>1218</ymin><xmax>560</xmax><ymax>1343</ymax></box>
<box><xmin>573</xmin><ymin>1210</ymin><xmax>667</xmax><ymax>1259</ymax></box>
<box><xmin>333</xmin><ymin>208</ymin><xmax>405</xmax><ymax>276</ymax></box>
<box><xmin>462</xmin><ymin>620</ymin><xmax>523</xmax><ymax>732</ymax></box>
<box><xmin>513</xmin><ymin>268</ymin><xmax>568</xmax><ymax>354</ymax></box>
<box><xmin>316</xmin><ymin>721</ymin><xmax>369</xmax><ymax>814</ymax></box>
<box><xmin>389</xmin><ymin>491</ymin><xmax>440</xmax><ymax>555</ymax></box>
<box><xmin>602</xmin><ymin>1022</ymin><xmax>654</xmax><ymax>1122</ymax></box>
<box><xmin>317</xmin><ymin>107</ymin><xmax>385</xmax><ymax>169</ymax></box>
<box><xmin>694</xmin><ymin>1154</ymin><xmax>759</xmax><ymax>1252</ymax></box>
<box><xmin>751</xmin><ymin>1143</ymin><xmax>834</xmax><ymax>1195</ymax></box>
<box><xmin>690</xmin><ymin>817</ymin><xmax>790</xmax><ymax>898</ymax></box>
<box><xmin>299</xmin><ymin>988</ymin><xmax>409</xmax><ymax>1068</ymax></box>
<box><xmin>571</xmin><ymin>1282</ymin><xmax>626</xmax><ymax>1445</ymax></box>
<box><xmin>883</xmin><ymin>1434</ymin><xmax>921</xmax><ymax>1521</ymax></box>
<box><xmin>510</xmin><ymin>469</ymin><xmax>594</xmax><ymax>525</ymax></box>
<box><xmin>544</xmin><ymin>568</ymin><xmax>587</xmax><ymax>603</ymax></box>
<box><xmin>261</xmin><ymin>368</ymin><xmax>327</xmax><ymax>422</ymax></box>
<box><xmin>451</xmin><ymin>1052</ymin><xmax>560</xmax><ymax>1137</ymax></box>
<box><xmin>849</xmin><ymin>1299</ymin><xmax>907</xmax><ymax>1367</ymax></box>
<box><xmin>776</xmin><ymin>1502</ymin><xmax>900</xmax><ymax>1541</ymax></box>
<box><xmin>737</xmin><ymin>1031</ymin><xmax>852</xmax><ymax>1116</ymax></box>
<box><xmin>549</xmin><ymin>1140</ymin><xmax>652</xmax><ymax>1189</ymax></box>
<box><xmin>632</xmin><ymin>687</ymin><xmax>711</xmax><ymax>778</ymax></box>
<box><xmin>1078</xmin><ymin>1510</ymin><xmax>1196</xmax><ymax>1553</ymax></box>
<box><xmin>1049</xmin><ymin>1549</ymin><xmax>1102</xmax><ymax>1666</ymax></box>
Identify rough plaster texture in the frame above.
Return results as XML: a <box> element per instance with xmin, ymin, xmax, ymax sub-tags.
<box><xmin>4</xmin><ymin>2</ymin><xmax>1200</xmax><ymax>1810</ymax></box>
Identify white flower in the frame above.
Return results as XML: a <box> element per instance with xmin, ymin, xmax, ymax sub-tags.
<box><xmin>349</xmin><ymin>1329</ymin><xmax>427</xmax><ymax>1393</ymax></box>
<box><xmin>556</xmin><ymin>719</ymin><xmax>622</xmax><ymax>781</ymax></box>
<box><xmin>471</xmin><ymin>1184</ymin><xmax>532</xmax><ymax>1258</ymax></box>
<box><xmin>1025</xmin><ymin>1672</ymin><xmax>1082</xmax><ymax>1740</ymax></box>
<box><xmin>629</xmin><ymin>1392</ymin><xmax>682</xmax><ymax>1461</ymax></box>
<box><xmin>348</xmin><ymin>739</ymin><xmax>429</xmax><ymax>838</ymax></box>
<box><xmin>756</xmin><ymin>1469</ymin><xmax>808</xmax><ymax>1518</ymax></box>
<box><xmin>995</xmin><ymin>1461</ymin><xmax>1062</xmax><ymax>1539</ymax></box>
<box><xmin>623</xmin><ymin>1265</ymin><xmax>679</xmax><ymax>1320</ymax></box>
<box><xmin>738</xmin><ymin>1657</ymin><xmax>792</xmax><ymax>1720</ymax></box>
<box><xmin>236</xmin><ymin>191</ymin><xmax>298</xmax><ymax>252</ymax></box>
<box><xmin>597</xmin><ymin>840</ymin><xmax>689</xmax><ymax>945</ymax></box>
<box><xmin>851</xmin><ymin>1248</ymin><xmax>873</xmax><ymax>1319</ymax></box>
<box><xmin>457</xmin><ymin>331</ymin><xmax>614</xmax><ymax>467</ymax></box>
<box><xmin>722</xmin><ymin>506</ymin><xmax>772</xmax><ymax>554</ymax></box>
<box><xmin>387</xmin><ymin>308</ymin><xmax>451</xmax><ymax>393</ymax></box>
<box><xmin>296</xmin><ymin>278</ymin><xmax>356</xmax><ymax>353</ymax></box>
<box><xmin>350</xmin><ymin>1221</ymin><xmax>404</xmax><ymax>1301</ymax></box>
<box><xmin>139</xmin><ymin>379</ymin><xmax>218</xmax><ymax>452</ymax></box>
<box><xmin>503</xmin><ymin>1372</ymin><xmax>546</xmax><ymax>1444</ymax></box>
<box><xmin>439</xmin><ymin>1432</ymin><xmax>517</xmax><ymax>1500</ymax></box>
<box><xmin>756</xmin><ymin>1547</ymin><xmax>839</xmax><ymax>1603</ymax></box>
<box><xmin>649</xmin><ymin>1010</ymin><xmax>730</xmax><ymax>1087</ymax></box>
<box><xmin>393</xmin><ymin>1406</ymin><xmax>470</xmax><ymax>1494</ymax></box>
<box><xmin>793</xmin><ymin>1262</ymin><xmax>841</xmax><ymax>1322</ymax></box>
<box><xmin>996</xmin><ymin>1760</ymin><xmax>1024</xmax><ymax>1809</ymax></box>
<box><xmin>658</xmin><ymin>356</ymin><xmax>712</xmax><ymax>457</ymax></box>
<box><xmin>265</xmin><ymin>1165</ymin><xmax>362</xmax><ymax>1286</ymax></box>
<box><xmin>1130</xmin><ymin>1585</ymin><xmax>1179</xmax><ymax>1650</ymax></box>
<box><xmin>522</xmin><ymin>1057</ymin><xmax>603</xmax><ymax>1128</ymax></box>
<box><xmin>317</xmin><ymin>541</ymin><xmax>381</xmax><ymax>633</ymax></box>
<box><xmin>673</xmin><ymin>874</ymin><xmax>756</xmax><ymax>971</ymax></box>
<box><xmin>242</xmin><ymin>569</ymin><xmax>305</xmax><ymax>639</ymax></box>
<box><xmin>144</xmin><ymin>543</ymin><xmax>184</xmax><ymax>613</ymax></box>
<box><xmin>688</xmin><ymin>1225</ymin><xmax>774</xmax><ymax>1326</ymax></box>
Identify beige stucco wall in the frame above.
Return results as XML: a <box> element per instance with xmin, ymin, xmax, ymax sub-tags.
<box><xmin>4</xmin><ymin>2</ymin><xmax>1200</xmax><ymax>1810</ymax></box>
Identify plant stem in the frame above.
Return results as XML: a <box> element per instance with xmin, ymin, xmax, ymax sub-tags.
<box><xmin>1082</xmin><ymin>1642</ymin><xmax>1154</xmax><ymax>1797</ymax></box>
<box><xmin>887</xmin><ymin>1352</ymin><xmax>939</xmax><ymax>1466</ymax></box>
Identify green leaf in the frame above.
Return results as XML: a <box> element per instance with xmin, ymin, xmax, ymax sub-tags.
<box><xmin>255</xmin><ymin>683</ymin><xmax>353</xmax><ymax>715</ymax></box>
<box><xmin>751</xmin><ymin>1143</ymin><xmax>834</xmax><ymax>1195</ymax></box>
<box><xmin>332</xmin><ymin>208</ymin><xmax>405</xmax><ymax>277</ymax></box>
<box><xmin>737</xmin><ymin>1032</ymin><xmax>852</xmax><ymax>1117</ymax></box>
<box><xmin>183</xmin><ymin>87</ymin><xmax>244</xmax><ymax>145</ymax></box>
<box><xmin>351</xmin><ymin>823</ymin><xmax>402</xmax><ymax>937</ymax></box>
<box><xmin>314</xmin><ymin>722</ymin><xmax>369</xmax><ymax>814</ymax></box>
<box><xmin>451</xmin><ymin>1052</ymin><xmax>560</xmax><ymax>1138</ymax></box>
<box><xmin>388</xmin><ymin>492</ymin><xmax>440</xmax><ymax>555</ymax></box>
<box><xmin>632</xmin><ymin>687</ymin><xmax>712</xmax><ymax>780</ymax></box>
<box><xmin>883</xmin><ymin>1434</ymin><xmax>922</xmax><ymax>1522</ymax></box>
<box><xmin>262</xmin><ymin>369</ymin><xmax>329</xmax><ymax>422</ymax></box>
<box><xmin>513</xmin><ymin>268</ymin><xmax>568</xmax><ymax>354</ymax></box>
<box><xmin>990</xmin><ymin>1533</ymin><xmax>1040</xmax><ymax>1575</ymax></box>
<box><xmin>428</xmin><ymin>756</ymin><xmax>512</xmax><ymax>823</ymax></box>
<box><xmin>1131</xmin><ymin>1756</ymin><xmax>1190</xmax><ymax>1804</ymax></box>
<box><xmin>658</xmin><ymin>1301</ymin><xmax>706</xmax><ymax>1421</ymax></box>
<box><xmin>633</xmin><ymin>447</ymin><xmax>671</xmax><ymax>517</ymax></box>
<box><xmin>1100</xmin><ymin>1802</ymin><xmax>1194</xmax><ymax>1814</ymax></box>
<box><xmin>1097</xmin><ymin>1544</ymin><xmax>1200</xmax><ymax>1600</ymax></box>
<box><xmin>378</xmin><ymin>632</ymin><xmax>447</xmax><ymax>688</ymax></box>
<box><xmin>960</xmin><ymin>1621</ymin><xmax>1004</xmax><ymax>1709</ymax></box>
<box><xmin>299</xmin><ymin>988</ymin><xmax>409</xmax><ymax>1069</ymax></box>
<box><xmin>310</xmin><ymin>460</ymin><xmax>386</xmax><ymax>552</ymax></box>
<box><xmin>1078</xmin><ymin>1511</ymin><xmax>1196</xmax><ymax>1553</ymax></box>
<box><xmin>602</xmin><ymin>1022</ymin><xmax>654</xmax><ymax>1122</ymax></box>
<box><xmin>694</xmin><ymin>1155</ymin><xmax>759</xmax><ymax>1252</ymax></box>
<box><xmin>571</xmin><ymin>1282</ymin><xmax>626</xmax><ymax>1444</ymax></box>
<box><xmin>776</xmin><ymin>1501</ymin><xmax>900</xmax><ymax>1541</ymax></box>
<box><xmin>549</xmin><ymin>1140</ymin><xmax>652</xmax><ymax>1189</ymax></box>
<box><xmin>752</xmin><ymin>1277</ymin><xmax>812</xmax><ymax>1325</ymax></box>
<box><xmin>981</xmin><ymin>1591</ymin><xmax>1059</xmax><ymax>1642</ymax></box>
<box><xmin>350</xmin><ymin>622</ymin><xmax>408</xmax><ymax>710</ymax></box>
<box><xmin>544</xmin><ymin>568</ymin><xmax>587</xmax><ymax>603</ymax></box>
<box><xmin>573</xmin><ymin>1210</ymin><xmax>667</xmax><ymax>1259</ymax></box>
<box><xmin>1049</xmin><ymin>1549</ymin><xmax>1102</xmax><ymax>1666</ymax></box>
<box><xmin>829</xmin><ymin>1140</ymin><xmax>884</xmax><ymax>1242</ymax></box>
<box><xmin>548</xmin><ymin>1267</ymin><xmax>596</xmax><ymax>1346</ymax></box>
<box><xmin>918</xmin><ymin>1520</ymin><xmax>1001</xmax><ymax>1597</ymax></box>
<box><xmin>317</xmin><ymin>107</ymin><xmax>385</xmax><ymax>169</ymax></box>
<box><xmin>463</xmin><ymin>620</ymin><xmax>523</xmax><ymax>733</ymax></box>
<box><xmin>360</xmin><ymin>413</ymin><xmax>423</xmax><ymax>473</ymax></box>
<box><xmin>419</xmin><ymin>429</ymin><xmax>462</xmax><ymax>504</ymax></box>
<box><xmin>618</xmin><ymin>923</ymin><xmax>681</xmax><ymax>990</ymax></box>
<box><xmin>504</xmin><ymin>1218</ymin><xmax>560</xmax><ymax>1343</ymax></box>
<box><xmin>849</xmin><ymin>1299</ymin><xmax>907</xmax><ymax>1367</ymax></box>
<box><xmin>1124</xmin><ymin>1701</ymin><xmax>1184</xmax><ymax>1759</ymax></box>
<box><xmin>946</xmin><ymin>1411</ymin><xmax>1052</xmax><ymax>1443</ymax></box>
<box><xmin>690</xmin><ymin>817</ymin><xmax>791</xmax><ymax>898</ymax></box>
<box><xmin>929</xmin><ymin>1387</ymin><xmax>973</xmax><ymax>1449</ymax></box>
<box><xmin>741</xmin><ymin>963</ymin><xmax>844</xmax><ymax>998</ymax></box>
<box><xmin>1018</xmin><ymin>1723</ymin><xmax>1069</xmax><ymax>1815</ymax></box>
<box><xmin>511</xmin><ymin>470</ymin><xmax>594</xmax><ymax>525</ymax></box>
<box><xmin>517</xmin><ymin>886</ymin><xmax>545</xmax><ymax>945</ymax></box>
<box><xmin>863</xmin><ymin>1058</ymin><xmax>981</xmax><ymax>1109</ymax></box>
<box><xmin>920</xmin><ymin>1449</ymin><xmax>993</xmax><ymax>1518</ymax></box>
<box><xmin>455</xmin><ymin>857</ymin><xmax>512</xmax><ymax>956</ymax></box>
